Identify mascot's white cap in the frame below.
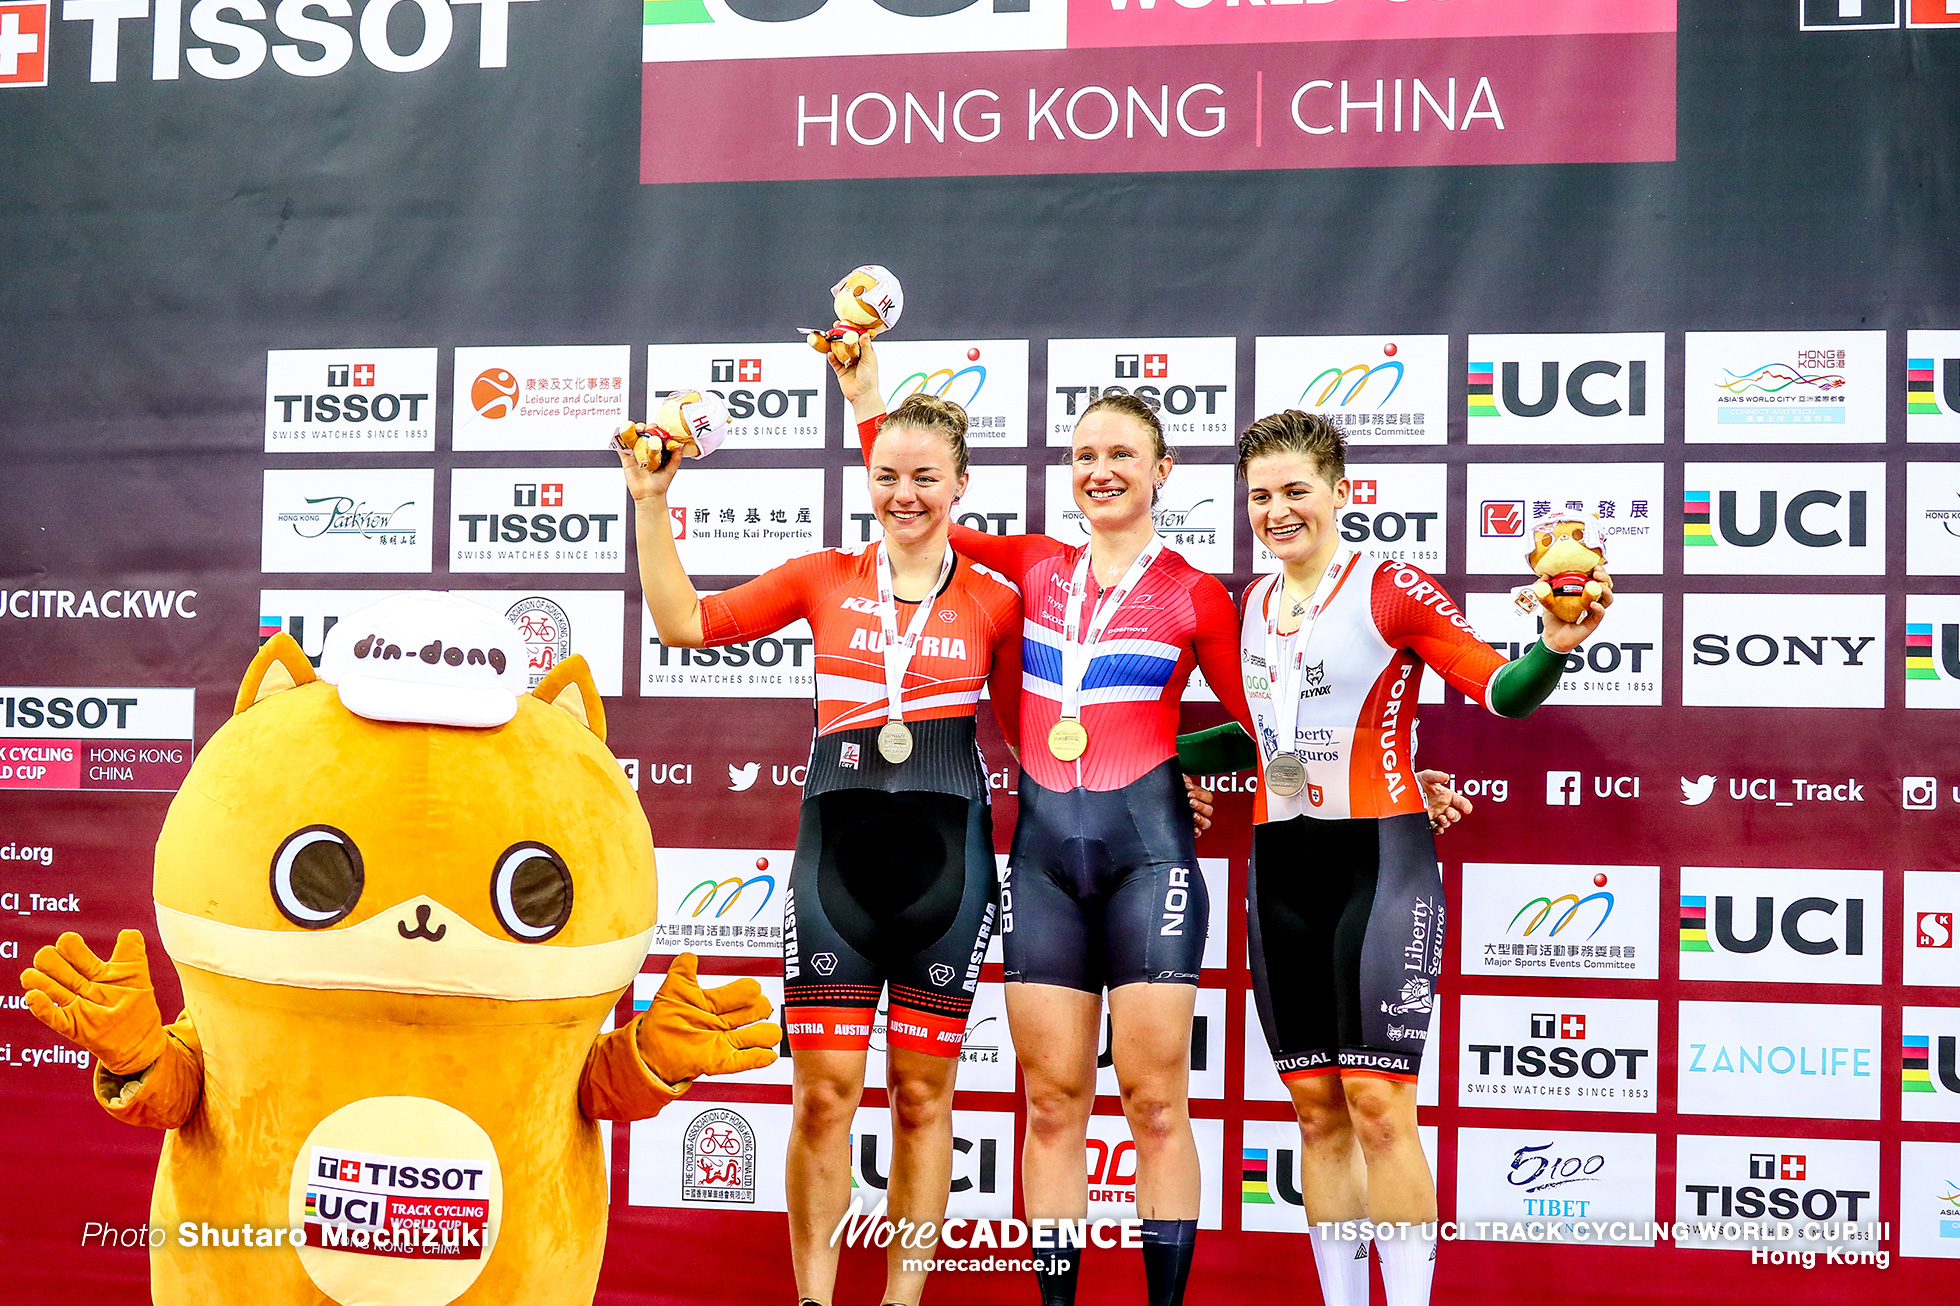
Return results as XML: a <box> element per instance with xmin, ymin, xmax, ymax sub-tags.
<box><xmin>318</xmin><ymin>592</ymin><xmax>526</xmax><ymax>728</ymax></box>
<box><xmin>835</xmin><ymin>264</ymin><xmax>904</xmax><ymax>330</ymax></box>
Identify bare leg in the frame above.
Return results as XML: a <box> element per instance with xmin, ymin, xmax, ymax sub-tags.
<box><xmin>879</xmin><ymin>1046</ymin><xmax>961</xmax><ymax>1305</ymax></box>
<box><xmin>1341</xmin><ymin>1077</ymin><xmax>1434</xmax><ymax>1223</ymax></box>
<box><xmin>787</xmin><ymin>1047</ymin><xmax>869</xmax><ymax>1305</ymax></box>
<box><xmin>1287</xmin><ymin>1073</ymin><xmax>1368</xmax><ymax>1223</ymax></box>
<box><xmin>1007</xmin><ymin>982</ymin><xmax>1102</xmax><ymax>1220</ymax></box>
<box><xmin>1105</xmin><ymin>982</ymin><xmax>1200</xmax><ymax>1220</ymax></box>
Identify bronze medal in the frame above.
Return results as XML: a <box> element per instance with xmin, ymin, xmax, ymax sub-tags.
<box><xmin>877</xmin><ymin>720</ymin><xmax>914</xmax><ymax>764</ymax></box>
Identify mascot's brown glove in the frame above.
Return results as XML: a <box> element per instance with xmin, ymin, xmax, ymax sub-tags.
<box><xmin>20</xmin><ymin>930</ymin><xmax>168</xmax><ymax>1075</ymax></box>
<box><xmin>635</xmin><ymin>952</ymin><xmax>782</xmax><ymax>1085</ymax></box>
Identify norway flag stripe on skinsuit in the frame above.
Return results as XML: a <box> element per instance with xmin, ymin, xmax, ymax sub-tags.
<box><xmin>857</xmin><ymin>412</ymin><xmax>1251</xmax><ymax>790</ymax></box>
<box><xmin>1243</xmin><ymin>554</ymin><xmax>1507</xmax><ymax>823</ymax></box>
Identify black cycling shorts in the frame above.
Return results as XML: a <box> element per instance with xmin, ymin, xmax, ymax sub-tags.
<box><xmin>781</xmin><ymin>788</ymin><xmax>996</xmax><ymax>1058</ymax></box>
<box><xmin>1000</xmin><ymin>759</ymin><xmax>1207</xmax><ymax>993</ymax></box>
<box><xmin>1247</xmin><ymin>811</ymin><xmax>1443</xmax><ymax>1083</ymax></box>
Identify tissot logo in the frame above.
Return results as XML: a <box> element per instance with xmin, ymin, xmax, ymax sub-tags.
<box><xmin>1046</xmin><ymin>337</ymin><xmax>1235</xmax><ymax>447</ymax></box>
<box><xmin>451</xmin><ymin>468</ymin><xmax>625</xmax><ymax>574</ymax></box>
<box><xmin>265</xmin><ymin>347</ymin><xmax>437</xmax><ymax>451</ymax></box>
<box><xmin>1681</xmin><ymin>593</ymin><xmax>1885</xmax><ymax>708</ymax></box>
<box><xmin>1255</xmin><ymin>465</ymin><xmax>1446</xmax><ymax>572</ymax></box>
<box><xmin>0</xmin><ymin>2</ymin><xmax>48</xmax><ymax>87</ymax></box>
<box><xmin>845</xmin><ymin>464</ymin><xmax>1026</xmax><ymax>547</ymax></box>
<box><xmin>1459</xmin><ymin>995</ymin><xmax>1656</xmax><ymax>1113</ymax></box>
<box><xmin>1678</xmin><ymin>867</ymin><xmax>1880</xmax><ymax>985</ymax></box>
<box><xmin>1801</xmin><ymin>0</ymin><xmax>1900</xmax><ymax>30</ymax></box>
<box><xmin>649</xmin><ymin>343</ymin><xmax>825</xmax><ymax>450</ymax></box>
<box><xmin>1674</xmin><ymin>1135</ymin><xmax>1879</xmax><ymax>1250</ymax></box>
<box><xmin>50</xmin><ymin>0</ymin><xmax>535</xmax><ymax>85</ymax></box>
<box><xmin>1465</xmin><ymin>334</ymin><xmax>1665</xmax><ymax>444</ymax></box>
<box><xmin>1682</xmin><ymin>464</ymin><xmax>1884</xmax><ymax>576</ymax></box>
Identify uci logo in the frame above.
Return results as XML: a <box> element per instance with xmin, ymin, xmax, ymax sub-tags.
<box><xmin>1470</xmin><ymin>360</ymin><xmax>1648</xmax><ymax>419</ymax></box>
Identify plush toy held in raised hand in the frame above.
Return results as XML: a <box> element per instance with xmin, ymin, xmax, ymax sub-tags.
<box><xmin>614</xmin><ymin>388</ymin><xmax>731</xmax><ymax>471</ymax></box>
<box><xmin>801</xmin><ymin>264</ymin><xmax>904</xmax><ymax>367</ymax></box>
<box><xmin>1514</xmin><ymin>510</ymin><xmax>1610</xmax><ymax>623</ymax></box>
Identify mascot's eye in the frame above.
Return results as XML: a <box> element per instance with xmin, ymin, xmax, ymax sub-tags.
<box><xmin>270</xmin><ymin>826</ymin><xmax>364</xmax><ymax>929</ymax></box>
<box><xmin>490</xmin><ymin>843</ymin><xmax>573</xmax><ymax>942</ymax></box>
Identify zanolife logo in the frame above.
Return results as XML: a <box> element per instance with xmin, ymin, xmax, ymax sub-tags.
<box><xmin>1677</xmin><ymin>1000</ymin><xmax>1880</xmax><ymax>1121</ymax></box>
<box><xmin>1465</xmin><ymin>334</ymin><xmax>1665</xmax><ymax>444</ymax></box>
<box><xmin>1459</xmin><ymin>995</ymin><xmax>1657</xmax><ymax>1114</ymax></box>
<box><xmin>40</xmin><ymin>0</ymin><xmax>536</xmax><ymax>86</ymax></box>
<box><xmin>1677</xmin><ymin>867</ymin><xmax>1881</xmax><ymax>985</ymax></box>
<box><xmin>1682</xmin><ymin>464</ymin><xmax>1884</xmax><ymax>576</ymax></box>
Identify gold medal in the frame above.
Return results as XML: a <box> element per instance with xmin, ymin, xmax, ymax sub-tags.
<box><xmin>1048</xmin><ymin>717</ymin><xmax>1089</xmax><ymax>762</ymax></box>
<box><xmin>1265</xmin><ymin>752</ymin><xmax>1307</xmax><ymax>798</ymax></box>
<box><xmin>877</xmin><ymin>720</ymin><xmax>914</xmax><ymax>764</ymax></box>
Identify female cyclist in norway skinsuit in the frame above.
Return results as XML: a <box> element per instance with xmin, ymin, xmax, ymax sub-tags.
<box><xmin>621</xmin><ymin>395</ymin><xmax>1021</xmax><ymax>1306</ymax></box>
<box><xmin>835</xmin><ymin>342</ymin><xmax>1251</xmax><ymax>1306</ymax></box>
<box><xmin>1177</xmin><ymin>410</ymin><xmax>1611</xmax><ymax>1306</ymax></box>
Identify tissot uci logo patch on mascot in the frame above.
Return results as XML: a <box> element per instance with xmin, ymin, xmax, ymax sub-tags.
<box><xmin>15</xmin><ymin>592</ymin><xmax>780</xmax><ymax>1306</ymax></box>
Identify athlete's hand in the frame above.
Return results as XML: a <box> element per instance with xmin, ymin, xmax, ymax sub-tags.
<box><xmin>616</xmin><ymin>430</ymin><xmax>684</xmax><ymax>506</ymax></box>
<box><xmin>20</xmin><ymin>930</ymin><xmax>168</xmax><ymax>1075</ymax></box>
<box><xmin>830</xmin><ymin>338</ymin><xmax>882</xmax><ymax>413</ymax></box>
<box><xmin>635</xmin><ymin>953</ymin><xmax>781</xmax><ymax>1085</ymax></box>
<box><xmin>1540</xmin><ymin>564</ymin><xmax>1613</xmax><ymax>653</ymax></box>
<box><xmin>1419</xmin><ymin>769</ymin><xmax>1472</xmax><ymax>835</ymax></box>
<box><xmin>1184</xmin><ymin>776</ymin><xmax>1214</xmax><ymax>836</ymax></box>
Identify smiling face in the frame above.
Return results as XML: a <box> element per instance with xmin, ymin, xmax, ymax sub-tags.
<box><xmin>151</xmin><ymin>665</ymin><xmax>656</xmax><ymax>1007</ymax></box>
<box><xmin>1245</xmin><ymin>451</ymin><xmax>1349</xmax><ymax>568</ymax></box>
<box><xmin>1071</xmin><ymin>409</ymin><xmax>1171</xmax><ymax>533</ymax></box>
<box><xmin>869</xmin><ymin>422</ymin><xmax>967</xmax><ymax>550</ymax></box>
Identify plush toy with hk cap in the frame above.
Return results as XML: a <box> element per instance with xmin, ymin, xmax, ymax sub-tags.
<box><xmin>18</xmin><ymin>592</ymin><xmax>778</xmax><ymax>1306</ymax></box>
<box><xmin>1513</xmin><ymin>509</ymin><xmax>1612</xmax><ymax>623</ymax></box>
<box><xmin>614</xmin><ymin>387</ymin><xmax>731</xmax><ymax>471</ymax></box>
<box><xmin>801</xmin><ymin>263</ymin><xmax>904</xmax><ymax>367</ymax></box>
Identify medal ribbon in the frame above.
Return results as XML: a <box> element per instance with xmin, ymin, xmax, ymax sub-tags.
<box><xmin>875</xmin><ymin>542</ymin><xmax>955</xmax><ymax>726</ymax></box>
<box><xmin>1262</xmin><ymin>547</ymin><xmax>1356</xmax><ymax>767</ymax></box>
<box><xmin>1057</xmin><ymin>537</ymin><xmax>1166</xmax><ymax>722</ymax></box>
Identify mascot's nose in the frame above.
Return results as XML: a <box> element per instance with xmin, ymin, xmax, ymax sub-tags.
<box><xmin>397</xmin><ymin>903</ymin><xmax>448</xmax><ymax>943</ymax></box>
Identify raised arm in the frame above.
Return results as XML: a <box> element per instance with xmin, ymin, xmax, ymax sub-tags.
<box><xmin>619</xmin><ymin>437</ymin><xmax>708</xmax><ymax>648</ymax></box>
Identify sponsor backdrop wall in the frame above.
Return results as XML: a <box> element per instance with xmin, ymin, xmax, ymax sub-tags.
<box><xmin>3</xmin><ymin>1</ymin><xmax>1958</xmax><ymax>1303</ymax></box>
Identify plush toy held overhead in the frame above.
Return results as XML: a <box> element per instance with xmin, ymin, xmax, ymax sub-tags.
<box><xmin>1513</xmin><ymin>510</ymin><xmax>1610</xmax><ymax>623</ymax></box>
<box><xmin>614</xmin><ymin>387</ymin><xmax>731</xmax><ymax>471</ymax></box>
<box><xmin>19</xmin><ymin>592</ymin><xmax>778</xmax><ymax>1306</ymax></box>
<box><xmin>801</xmin><ymin>263</ymin><xmax>904</xmax><ymax>367</ymax></box>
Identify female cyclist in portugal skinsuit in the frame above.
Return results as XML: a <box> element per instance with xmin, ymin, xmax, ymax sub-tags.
<box><xmin>621</xmin><ymin>395</ymin><xmax>1021</xmax><ymax>1306</ymax></box>
<box><xmin>1177</xmin><ymin>411</ymin><xmax>1612</xmax><ymax>1306</ymax></box>
<box><xmin>835</xmin><ymin>342</ymin><xmax>1251</xmax><ymax>1306</ymax></box>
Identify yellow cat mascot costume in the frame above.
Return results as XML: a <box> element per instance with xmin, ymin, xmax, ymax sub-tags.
<box><xmin>18</xmin><ymin>592</ymin><xmax>780</xmax><ymax>1305</ymax></box>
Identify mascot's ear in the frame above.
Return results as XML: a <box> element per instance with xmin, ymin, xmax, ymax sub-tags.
<box><xmin>235</xmin><ymin>633</ymin><xmax>318</xmax><ymax>716</ymax></box>
<box><xmin>531</xmin><ymin>655</ymin><xmax>606</xmax><ymax>744</ymax></box>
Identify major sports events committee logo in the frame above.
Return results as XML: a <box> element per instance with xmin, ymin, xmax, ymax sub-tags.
<box><xmin>1458</xmin><ymin>864</ymin><xmax>1658</xmax><ymax>980</ymax></box>
<box><xmin>1252</xmin><ymin>336</ymin><xmax>1448</xmax><ymax>447</ymax></box>
<box><xmin>0</xmin><ymin>2</ymin><xmax>49</xmax><ymax>87</ymax></box>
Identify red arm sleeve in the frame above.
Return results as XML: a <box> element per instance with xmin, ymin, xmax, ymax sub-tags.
<box><xmin>857</xmin><ymin>413</ymin><xmax>884</xmax><ymax>462</ymax></box>
<box><xmin>1190</xmin><ymin>574</ymin><xmax>1255</xmax><ymax>734</ymax></box>
<box><xmin>1370</xmin><ymin>565</ymin><xmax>1508</xmax><ymax>705</ymax></box>
<box><xmin>947</xmin><ymin>524</ymin><xmax>1063</xmax><ymax>587</ymax></box>
<box><xmin>698</xmin><ymin>553</ymin><xmax>824</xmax><ymax>646</ymax></box>
<box><xmin>986</xmin><ymin>602</ymin><xmax>1023</xmax><ymax>755</ymax></box>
